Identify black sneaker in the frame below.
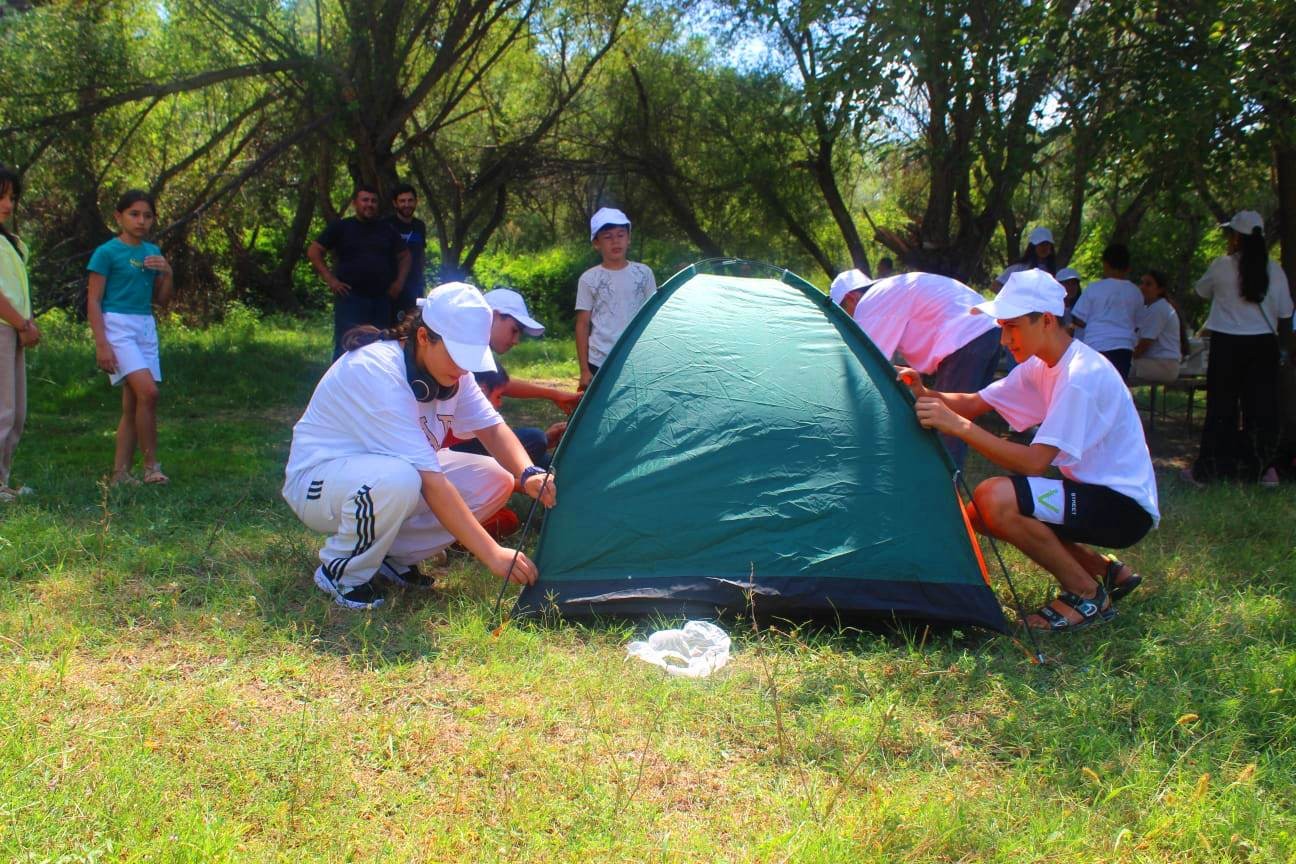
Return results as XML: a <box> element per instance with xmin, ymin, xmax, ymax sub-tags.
<box><xmin>377</xmin><ymin>557</ymin><xmax>437</xmax><ymax>589</ymax></box>
<box><xmin>313</xmin><ymin>566</ymin><xmax>385</xmax><ymax>609</ymax></box>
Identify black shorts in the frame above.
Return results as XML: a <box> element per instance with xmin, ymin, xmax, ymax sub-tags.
<box><xmin>1011</xmin><ymin>476</ymin><xmax>1153</xmax><ymax>549</ymax></box>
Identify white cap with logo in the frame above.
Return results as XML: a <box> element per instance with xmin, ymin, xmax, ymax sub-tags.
<box><xmin>484</xmin><ymin>288</ymin><xmax>545</xmax><ymax>337</ymax></box>
<box><xmin>829</xmin><ymin>269</ymin><xmax>875</xmax><ymax>306</ymax></box>
<box><xmin>1221</xmin><ymin>210</ymin><xmax>1264</xmax><ymax>236</ymax></box>
<box><xmin>417</xmin><ymin>282</ymin><xmax>497</xmax><ymax>372</ymax></box>
<box><xmin>972</xmin><ymin>269</ymin><xmax>1066</xmax><ymax>319</ymax></box>
<box><xmin>1028</xmin><ymin>226</ymin><xmax>1054</xmax><ymax>247</ymax></box>
<box><xmin>590</xmin><ymin>207</ymin><xmax>631</xmax><ymax>240</ymax></box>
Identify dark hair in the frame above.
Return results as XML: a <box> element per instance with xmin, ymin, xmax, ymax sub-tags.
<box><xmin>391</xmin><ymin>183</ymin><xmax>416</xmax><ymax>200</ymax></box>
<box><xmin>878</xmin><ymin>257</ymin><xmax>894</xmax><ymax>269</ymax></box>
<box><xmin>1102</xmin><ymin>242</ymin><xmax>1130</xmax><ymax>271</ymax></box>
<box><xmin>353</xmin><ymin>183</ymin><xmax>379</xmax><ymax>199</ymax></box>
<box><xmin>342</xmin><ymin>316</ymin><xmax>439</xmax><ymax>352</ymax></box>
<box><xmin>0</xmin><ymin>165</ymin><xmax>22</xmax><ymax>259</ymax></box>
<box><xmin>474</xmin><ymin>365</ymin><xmax>510</xmax><ymax>392</ymax></box>
<box><xmin>115</xmin><ymin>188</ymin><xmax>156</xmax><ymax>213</ymax></box>
<box><xmin>1018</xmin><ymin>244</ymin><xmax>1057</xmax><ymax>274</ymax></box>
<box><xmin>1236</xmin><ymin>228</ymin><xmax>1270</xmax><ymax>304</ymax></box>
<box><xmin>1142</xmin><ymin>270</ymin><xmax>1190</xmax><ymax>356</ymax></box>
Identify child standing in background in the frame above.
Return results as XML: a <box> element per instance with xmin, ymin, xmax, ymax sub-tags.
<box><xmin>0</xmin><ymin>165</ymin><xmax>39</xmax><ymax>502</ymax></box>
<box><xmin>574</xmin><ymin>207</ymin><xmax>656</xmax><ymax>391</ymax></box>
<box><xmin>87</xmin><ymin>190</ymin><xmax>174</xmax><ymax>486</ymax></box>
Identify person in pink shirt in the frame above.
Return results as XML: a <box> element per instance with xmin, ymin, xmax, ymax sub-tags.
<box><xmin>830</xmin><ymin>269</ymin><xmax>1002</xmax><ymax>468</ymax></box>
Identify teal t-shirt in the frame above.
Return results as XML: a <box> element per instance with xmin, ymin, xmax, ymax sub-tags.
<box><xmin>87</xmin><ymin>237</ymin><xmax>161</xmax><ymax>315</ymax></box>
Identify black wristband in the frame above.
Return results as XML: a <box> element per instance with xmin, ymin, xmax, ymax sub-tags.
<box><xmin>520</xmin><ymin>465</ymin><xmax>549</xmax><ymax>485</ymax></box>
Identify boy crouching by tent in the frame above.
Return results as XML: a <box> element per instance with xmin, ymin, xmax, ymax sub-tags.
<box><xmin>897</xmin><ymin>269</ymin><xmax>1159</xmax><ymax>632</ymax></box>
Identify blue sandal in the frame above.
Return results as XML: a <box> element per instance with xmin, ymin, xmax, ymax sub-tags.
<box><xmin>1102</xmin><ymin>558</ymin><xmax>1143</xmax><ymax>602</ymax></box>
<box><xmin>1026</xmin><ymin>584</ymin><xmax>1116</xmax><ymax>631</ymax></box>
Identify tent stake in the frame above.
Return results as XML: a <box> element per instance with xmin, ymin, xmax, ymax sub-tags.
<box><xmin>492</xmin><ymin>470</ymin><xmax>554</xmax><ymax>629</ymax></box>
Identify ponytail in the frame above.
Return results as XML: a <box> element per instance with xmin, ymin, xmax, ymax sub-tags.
<box><xmin>1237</xmin><ymin>228</ymin><xmax>1269</xmax><ymax>304</ymax></box>
<box><xmin>341</xmin><ymin>315</ymin><xmax>443</xmax><ymax>353</ymax></box>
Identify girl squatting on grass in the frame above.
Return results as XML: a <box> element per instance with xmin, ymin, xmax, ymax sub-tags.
<box><xmin>86</xmin><ymin>190</ymin><xmax>174</xmax><ymax>486</ymax></box>
<box><xmin>0</xmin><ymin>165</ymin><xmax>38</xmax><ymax>503</ymax></box>
<box><xmin>282</xmin><ymin>282</ymin><xmax>557</xmax><ymax>610</ymax></box>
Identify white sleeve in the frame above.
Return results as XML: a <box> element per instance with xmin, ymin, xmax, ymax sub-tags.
<box><xmin>644</xmin><ymin>264</ymin><xmax>657</xmax><ymax>293</ymax></box>
<box><xmin>575</xmin><ymin>270</ymin><xmax>595</xmax><ymax>311</ymax></box>
<box><xmin>1271</xmin><ymin>263</ymin><xmax>1293</xmax><ymax>319</ymax></box>
<box><xmin>451</xmin><ymin>372</ymin><xmax>504</xmax><ymax>435</ymax></box>
<box><xmin>1031</xmin><ymin>383</ymin><xmax>1094</xmax><ymax>466</ymax></box>
<box><xmin>1072</xmin><ymin>287</ymin><xmax>1093</xmax><ymax>322</ymax></box>
<box><xmin>979</xmin><ymin>365</ymin><xmax>1045</xmax><ymax>433</ymax></box>
<box><xmin>1136</xmin><ymin>303</ymin><xmax>1167</xmax><ymax>341</ymax></box>
<box><xmin>1195</xmin><ymin>256</ymin><xmax>1231</xmax><ymax>299</ymax></box>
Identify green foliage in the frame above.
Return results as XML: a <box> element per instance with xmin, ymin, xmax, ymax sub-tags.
<box><xmin>474</xmin><ymin>243</ymin><xmax>595</xmax><ymax>334</ymax></box>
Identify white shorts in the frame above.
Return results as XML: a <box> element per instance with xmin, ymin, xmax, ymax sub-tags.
<box><xmin>103</xmin><ymin>312</ymin><xmax>161</xmax><ymax>386</ymax></box>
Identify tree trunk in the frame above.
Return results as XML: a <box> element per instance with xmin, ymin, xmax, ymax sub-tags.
<box><xmin>1276</xmin><ymin>141</ymin><xmax>1296</xmax><ymax>283</ymax></box>
<box><xmin>812</xmin><ymin>139</ymin><xmax>869</xmax><ymax>274</ymax></box>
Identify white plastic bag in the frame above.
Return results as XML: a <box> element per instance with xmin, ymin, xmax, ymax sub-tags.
<box><xmin>626</xmin><ymin>620</ymin><xmax>731</xmax><ymax>678</ymax></box>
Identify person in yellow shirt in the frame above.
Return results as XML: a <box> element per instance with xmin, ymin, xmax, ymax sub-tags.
<box><xmin>0</xmin><ymin>165</ymin><xmax>39</xmax><ymax>503</ymax></box>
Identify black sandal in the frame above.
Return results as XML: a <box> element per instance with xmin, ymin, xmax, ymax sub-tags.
<box><xmin>1025</xmin><ymin>583</ymin><xmax>1116</xmax><ymax>632</ymax></box>
<box><xmin>1102</xmin><ymin>558</ymin><xmax>1143</xmax><ymax>602</ymax></box>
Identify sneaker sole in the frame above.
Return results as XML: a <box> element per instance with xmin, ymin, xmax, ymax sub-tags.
<box><xmin>313</xmin><ymin>567</ymin><xmax>384</xmax><ymax>610</ymax></box>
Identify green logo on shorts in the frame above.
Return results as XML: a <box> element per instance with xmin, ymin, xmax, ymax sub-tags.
<box><xmin>1038</xmin><ymin>488</ymin><xmax>1061</xmax><ymax>514</ymax></box>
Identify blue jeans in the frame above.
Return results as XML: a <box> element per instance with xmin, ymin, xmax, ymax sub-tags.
<box><xmin>931</xmin><ymin>326</ymin><xmax>1003</xmax><ymax>470</ymax></box>
<box><xmin>333</xmin><ymin>293</ymin><xmax>392</xmax><ymax>359</ymax></box>
<box><xmin>451</xmin><ymin>426</ymin><xmax>551</xmax><ymax>469</ymax></box>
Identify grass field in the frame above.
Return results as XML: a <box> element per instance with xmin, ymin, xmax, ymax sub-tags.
<box><xmin>1</xmin><ymin>311</ymin><xmax>1293</xmax><ymax>862</ymax></box>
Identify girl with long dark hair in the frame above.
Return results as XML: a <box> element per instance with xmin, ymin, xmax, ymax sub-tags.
<box><xmin>1185</xmin><ymin>211</ymin><xmax>1293</xmax><ymax>485</ymax></box>
<box><xmin>1131</xmin><ymin>270</ymin><xmax>1187</xmax><ymax>384</ymax></box>
<box><xmin>0</xmin><ymin>165</ymin><xmax>38</xmax><ymax>502</ymax></box>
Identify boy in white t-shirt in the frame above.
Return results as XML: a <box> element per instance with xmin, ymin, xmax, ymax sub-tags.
<box><xmin>574</xmin><ymin>207</ymin><xmax>656</xmax><ymax>391</ymax></box>
<box><xmin>1072</xmin><ymin>242</ymin><xmax>1143</xmax><ymax>380</ymax></box>
<box><xmin>899</xmin><ymin>269</ymin><xmax>1159</xmax><ymax>632</ymax></box>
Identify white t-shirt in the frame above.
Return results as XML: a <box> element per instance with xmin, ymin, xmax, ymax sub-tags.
<box><xmin>1072</xmin><ymin>277</ymin><xmax>1143</xmax><ymax>352</ymax></box>
<box><xmin>285</xmin><ymin>341</ymin><xmax>502</xmax><ymax>481</ymax></box>
<box><xmin>1134</xmin><ymin>299</ymin><xmax>1182</xmax><ymax>362</ymax></box>
<box><xmin>1195</xmin><ymin>256</ymin><xmax>1294</xmax><ymax>335</ymax></box>
<box><xmin>575</xmin><ymin>262</ymin><xmax>656</xmax><ymax>366</ymax></box>
<box><xmin>979</xmin><ymin>339</ymin><xmax>1160</xmax><ymax>525</ymax></box>
<box><xmin>851</xmin><ymin>273</ymin><xmax>998</xmax><ymax>374</ymax></box>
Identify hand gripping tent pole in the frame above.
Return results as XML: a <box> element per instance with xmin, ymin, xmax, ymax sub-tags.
<box><xmin>512</xmin><ymin>259</ymin><xmax>1021</xmax><ymax>640</ymax></box>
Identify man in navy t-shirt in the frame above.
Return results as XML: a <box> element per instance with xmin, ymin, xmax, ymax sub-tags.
<box><xmin>307</xmin><ymin>184</ymin><xmax>410</xmax><ymax>358</ymax></box>
<box><xmin>383</xmin><ymin>183</ymin><xmax>428</xmax><ymax>324</ymax></box>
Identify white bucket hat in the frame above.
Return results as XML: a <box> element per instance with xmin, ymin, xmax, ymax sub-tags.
<box><xmin>972</xmin><ymin>269</ymin><xmax>1066</xmax><ymax>319</ymax></box>
<box><xmin>418</xmin><ymin>282</ymin><xmax>496</xmax><ymax>373</ymax></box>
<box><xmin>484</xmin><ymin>288</ymin><xmax>545</xmax><ymax>337</ymax></box>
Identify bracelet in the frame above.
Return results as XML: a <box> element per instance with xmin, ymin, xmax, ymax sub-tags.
<box><xmin>520</xmin><ymin>465</ymin><xmax>549</xmax><ymax>485</ymax></box>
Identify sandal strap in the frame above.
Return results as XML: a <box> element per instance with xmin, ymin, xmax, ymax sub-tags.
<box><xmin>1036</xmin><ymin>604</ymin><xmax>1070</xmax><ymax>630</ymax></box>
<box><xmin>1056</xmin><ymin>588</ymin><xmax>1105</xmax><ymax>622</ymax></box>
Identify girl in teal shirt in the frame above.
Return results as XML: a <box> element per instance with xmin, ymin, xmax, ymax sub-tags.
<box><xmin>87</xmin><ymin>190</ymin><xmax>174</xmax><ymax>486</ymax></box>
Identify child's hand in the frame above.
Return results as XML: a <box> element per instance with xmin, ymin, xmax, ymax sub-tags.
<box><xmin>915</xmin><ymin>396</ymin><xmax>962</xmax><ymax>434</ymax></box>
<box><xmin>487</xmin><ymin>546</ymin><xmax>538</xmax><ymax>585</ymax></box>
<box><xmin>18</xmin><ymin>320</ymin><xmax>40</xmax><ymax>348</ymax></box>
<box><xmin>578</xmin><ymin>370</ymin><xmax>591</xmax><ymax>392</ymax></box>
<box><xmin>522</xmin><ymin>471</ymin><xmax>557</xmax><ymax>508</ymax></box>
<box><xmin>553</xmin><ymin>391</ymin><xmax>580</xmax><ymax>415</ymax></box>
<box><xmin>95</xmin><ymin>342</ymin><xmax>119</xmax><ymax>374</ymax></box>
<box><xmin>545</xmin><ymin>421</ymin><xmax>567</xmax><ymax>448</ymax></box>
<box><xmin>143</xmin><ymin>255</ymin><xmax>171</xmax><ymax>276</ymax></box>
<box><xmin>895</xmin><ymin>366</ymin><xmax>930</xmax><ymax>399</ymax></box>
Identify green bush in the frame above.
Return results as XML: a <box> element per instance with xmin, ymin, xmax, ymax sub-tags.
<box><xmin>474</xmin><ymin>244</ymin><xmax>594</xmax><ymax>335</ymax></box>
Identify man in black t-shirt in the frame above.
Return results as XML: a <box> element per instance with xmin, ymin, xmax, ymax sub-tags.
<box><xmin>384</xmin><ymin>183</ymin><xmax>427</xmax><ymax>324</ymax></box>
<box><xmin>307</xmin><ymin>184</ymin><xmax>410</xmax><ymax>358</ymax></box>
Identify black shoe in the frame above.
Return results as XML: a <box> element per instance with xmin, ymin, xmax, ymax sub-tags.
<box><xmin>378</xmin><ymin>558</ymin><xmax>437</xmax><ymax>589</ymax></box>
<box><xmin>313</xmin><ymin>567</ymin><xmax>385</xmax><ymax>609</ymax></box>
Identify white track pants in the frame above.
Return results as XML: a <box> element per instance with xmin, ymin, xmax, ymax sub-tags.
<box><xmin>283</xmin><ymin>451</ymin><xmax>513</xmax><ymax>590</ymax></box>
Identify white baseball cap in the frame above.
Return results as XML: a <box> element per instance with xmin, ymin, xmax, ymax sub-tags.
<box><xmin>1221</xmin><ymin>210</ymin><xmax>1264</xmax><ymax>236</ymax></box>
<box><xmin>972</xmin><ymin>268</ymin><xmax>1066</xmax><ymax>319</ymax></box>
<box><xmin>1028</xmin><ymin>227</ymin><xmax>1054</xmax><ymax>246</ymax></box>
<box><xmin>590</xmin><ymin>207</ymin><xmax>631</xmax><ymax>240</ymax></box>
<box><xmin>1055</xmin><ymin>267</ymin><xmax>1082</xmax><ymax>283</ymax></box>
<box><xmin>418</xmin><ymin>282</ymin><xmax>497</xmax><ymax>373</ymax></box>
<box><xmin>484</xmin><ymin>288</ymin><xmax>544</xmax><ymax>337</ymax></box>
<box><xmin>829</xmin><ymin>269</ymin><xmax>874</xmax><ymax>306</ymax></box>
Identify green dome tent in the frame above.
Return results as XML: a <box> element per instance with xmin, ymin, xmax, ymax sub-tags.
<box><xmin>516</xmin><ymin>262</ymin><xmax>1007</xmax><ymax>632</ymax></box>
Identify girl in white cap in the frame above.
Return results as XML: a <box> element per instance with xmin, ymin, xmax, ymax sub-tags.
<box><xmin>992</xmin><ymin>226</ymin><xmax>1058</xmax><ymax>293</ymax></box>
<box><xmin>1185</xmin><ymin>211</ymin><xmax>1293</xmax><ymax>487</ymax></box>
<box><xmin>899</xmin><ymin>269</ymin><xmax>1158</xmax><ymax>632</ymax></box>
<box><xmin>282</xmin><ymin>282</ymin><xmax>557</xmax><ymax>609</ymax></box>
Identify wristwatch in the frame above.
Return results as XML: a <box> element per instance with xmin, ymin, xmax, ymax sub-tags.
<box><xmin>520</xmin><ymin>465</ymin><xmax>550</xmax><ymax>486</ymax></box>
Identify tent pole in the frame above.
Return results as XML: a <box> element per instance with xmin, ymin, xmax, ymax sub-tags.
<box><xmin>955</xmin><ymin>470</ymin><xmax>1048</xmax><ymax>665</ymax></box>
<box><xmin>492</xmin><ymin>471</ymin><xmax>554</xmax><ymax>626</ymax></box>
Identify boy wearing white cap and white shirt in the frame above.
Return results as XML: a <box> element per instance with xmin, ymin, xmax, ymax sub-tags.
<box><xmin>830</xmin><ymin>269</ymin><xmax>1001</xmax><ymax>468</ymax></box>
<box><xmin>575</xmin><ymin>207</ymin><xmax>656</xmax><ymax>391</ymax></box>
<box><xmin>898</xmin><ymin>269</ymin><xmax>1159</xmax><ymax>632</ymax></box>
<box><xmin>1071</xmin><ymin>242</ymin><xmax>1143</xmax><ymax>380</ymax></box>
<box><xmin>282</xmin><ymin>282</ymin><xmax>558</xmax><ymax>609</ymax></box>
